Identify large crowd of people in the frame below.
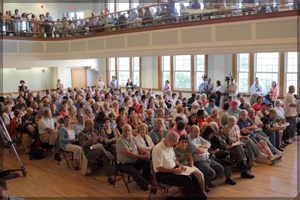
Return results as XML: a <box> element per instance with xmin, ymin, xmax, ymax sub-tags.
<box><xmin>1</xmin><ymin>0</ymin><xmax>287</xmax><ymax>38</ymax></box>
<box><xmin>0</xmin><ymin>76</ymin><xmax>299</xmax><ymax>199</ymax></box>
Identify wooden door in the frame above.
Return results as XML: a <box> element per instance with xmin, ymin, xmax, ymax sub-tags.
<box><xmin>71</xmin><ymin>68</ymin><xmax>87</xmax><ymax>89</ymax></box>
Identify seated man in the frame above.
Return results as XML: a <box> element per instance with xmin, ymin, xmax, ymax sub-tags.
<box><xmin>149</xmin><ymin>119</ymin><xmax>168</xmax><ymax>145</ymax></box>
<box><xmin>38</xmin><ymin>109</ymin><xmax>60</xmax><ymax>159</ymax></box>
<box><xmin>228</xmin><ymin>101</ymin><xmax>242</xmax><ymax>117</ymax></box>
<box><xmin>261</xmin><ymin>109</ymin><xmax>284</xmax><ymax>151</ymax></box>
<box><xmin>73</xmin><ymin>113</ymin><xmax>85</xmax><ymax>135</ymax></box>
<box><xmin>188</xmin><ymin>125</ymin><xmax>224</xmax><ymax>192</ymax></box>
<box><xmin>143</xmin><ymin>109</ymin><xmax>156</xmax><ymax>132</ymax></box>
<box><xmin>116</xmin><ymin>125</ymin><xmax>155</xmax><ymax>193</ymax></box>
<box><xmin>78</xmin><ymin>119</ymin><xmax>115</xmax><ymax>184</ymax></box>
<box><xmin>152</xmin><ymin>131</ymin><xmax>206</xmax><ymax>199</ymax></box>
<box><xmin>220</xmin><ymin>103</ymin><xmax>230</xmax><ymax>127</ymax></box>
<box><xmin>206</xmin><ymin>99</ymin><xmax>217</xmax><ymax>115</ymax></box>
<box><xmin>21</xmin><ymin>107</ymin><xmax>36</xmax><ymax>136</ymax></box>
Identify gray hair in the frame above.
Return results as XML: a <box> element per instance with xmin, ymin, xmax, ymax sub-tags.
<box><xmin>166</xmin><ymin>131</ymin><xmax>179</xmax><ymax>141</ymax></box>
<box><xmin>85</xmin><ymin>107</ymin><xmax>92</xmax><ymax>112</ymax></box>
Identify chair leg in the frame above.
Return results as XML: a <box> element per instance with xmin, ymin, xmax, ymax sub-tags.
<box><xmin>88</xmin><ymin>163</ymin><xmax>96</xmax><ymax>180</ymax></box>
<box><xmin>121</xmin><ymin>172</ymin><xmax>130</xmax><ymax>193</ymax></box>
<box><xmin>62</xmin><ymin>151</ymin><xmax>70</xmax><ymax>168</ymax></box>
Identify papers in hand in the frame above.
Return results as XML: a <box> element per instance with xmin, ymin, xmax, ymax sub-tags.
<box><xmin>90</xmin><ymin>144</ymin><xmax>103</xmax><ymax>150</ymax></box>
<box><xmin>180</xmin><ymin>166</ymin><xmax>198</xmax><ymax>176</ymax></box>
<box><xmin>282</xmin><ymin>122</ymin><xmax>290</xmax><ymax>128</ymax></box>
<box><xmin>231</xmin><ymin>141</ymin><xmax>241</xmax><ymax>147</ymax></box>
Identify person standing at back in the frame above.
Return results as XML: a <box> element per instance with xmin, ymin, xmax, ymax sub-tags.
<box><xmin>249</xmin><ymin>78</ymin><xmax>263</xmax><ymax>106</ymax></box>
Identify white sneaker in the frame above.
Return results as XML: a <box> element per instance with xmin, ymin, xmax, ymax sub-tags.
<box><xmin>257</xmin><ymin>152</ymin><xmax>269</xmax><ymax>159</ymax></box>
<box><xmin>287</xmin><ymin>139</ymin><xmax>293</xmax><ymax>143</ymax></box>
<box><xmin>275</xmin><ymin>150</ymin><xmax>284</xmax><ymax>156</ymax></box>
<box><xmin>270</xmin><ymin>154</ymin><xmax>282</xmax><ymax>161</ymax></box>
<box><xmin>271</xmin><ymin>157</ymin><xmax>282</xmax><ymax>165</ymax></box>
<box><xmin>292</xmin><ymin>136</ymin><xmax>297</xmax><ymax>141</ymax></box>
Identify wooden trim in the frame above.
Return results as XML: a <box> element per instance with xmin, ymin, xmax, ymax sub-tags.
<box><xmin>170</xmin><ymin>56</ymin><xmax>174</xmax><ymax>90</ymax></box>
<box><xmin>106</xmin><ymin>58</ymin><xmax>109</xmax><ymax>86</ymax></box>
<box><xmin>279</xmin><ymin>52</ymin><xmax>285</xmax><ymax>97</ymax></box>
<box><xmin>115</xmin><ymin>57</ymin><xmax>118</xmax><ymax>80</ymax></box>
<box><xmin>249</xmin><ymin>53</ymin><xmax>254</xmax><ymax>87</ymax></box>
<box><xmin>130</xmin><ymin>57</ymin><xmax>133</xmax><ymax>81</ymax></box>
<box><xmin>158</xmin><ymin>56</ymin><xmax>162</xmax><ymax>90</ymax></box>
<box><xmin>232</xmin><ymin>54</ymin><xmax>237</xmax><ymax>80</ymax></box>
<box><xmin>114</xmin><ymin>0</ymin><xmax>117</xmax><ymax>13</ymax></box>
<box><xmin>2</xmin><ymin>10</ymin><xmax>297</xmax><ymax>42</ymax></box>
<box><xmin>205</xmin><ymin>55</ymin><xmax>208</xmax><ymax>75</ymax></box>
<box><xmin>139</xmin><ymin>57</ymin><xmax>142</xmax><ymax>87</ymax></box>
<box><xmin>105</xmin><ymin>0</ymin><xmax>108</xmax><ymax>10</ymax></box>
<box><xmin>191</xmin><ymin>55</ymin><xmax>195</xmax><ymax>91</ymax></box>
<box><xmin>129</xmin><ymin>0</ymin><xmax>132</xmax><ymax>8</ymax></box>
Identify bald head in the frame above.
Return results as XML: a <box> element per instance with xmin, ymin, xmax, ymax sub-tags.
<box><xmin>85</xmin><ymin>119</ymin><xmax>94</xmax><ymax>132</ymax></box>
<box><xmin>122</xmin><ymin>124</ymin><xmax>132</xmax><ymax>138</ymax></box>
<box><xmin>190</xmin><ymin>125</ymin><xmax>200</xmax><ymax>139</ymax></box>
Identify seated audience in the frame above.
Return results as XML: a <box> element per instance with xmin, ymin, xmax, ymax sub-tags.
<box><xmin>100</xmin><ymin>117</ymin><xmax>119</xmax><ymax>157</ymax></box>
<box><xmin>172</xmin><ymin>104</ymin><xmax>188</xmax><ymax>125</ymax></box>
<box><xmin>2</xmin><ymin>105</ymin><xmax>14</xmax><ymax>127</ymax></box>
<box><xmin>143</xmin><ymin>109</ymin><xmax>156</xmax><ymax>132</ymax></box>
<box><xmin>220</xmin><ymin>103</ymin><xmax>230</xmax><ymax>127</ymax></box>
<box><xmin>135</xmin><ymin>123</ymin><xmax>154</xmax><ymax>152</ymax></box>
<box><xmin>169</xmin><ymin>120</ymin><xmax>186</xmax><ymax>136</ymax></box>
<box><xmin>8</xmin><ymin>109</ymin><xmax>30</xmax><ymax>153</ymax></box>
<box><xmin>152</xmin><ymin>131</ymin><xmax>205</xmax><ymax>199</ymax></box>
<box><xmin>207</xmin><ymin>107</ymin><xmax>222</xmax><ymax>128</ymax></box>
<box><xmin>78</xmin><ymin>119</ymin><xmax>115</xmax><ymax>184</ymax></box>
<box><xmin>116</xmin><ymin>125</ymin><xmax>155</xmax><ymax>193</ymax></box>
<box><xmin>187</xmin><ymin>113</ymin><xmax>198</xmax><ymax>134</ymax></box>
<box><xmin>197</xmin><ymin>109</ymin><xmax>209</xmax><ymax>131</ymax></box>
<box><xmin>256</xmin><ymin>102</ymin><xmax>269</xmax><ymax>119</ymax></box>
<box><xmin>206</xmin><ymin>99</ymin><xmax>217</xmax><ymax>115</ymax></box>
<box><xmin>228</xmin><ymin>101</ymin><xmax>242</xmax><ymax>117</ymax></box>
<box><xmin>58</xmin><ymin>115</ymin><xmax>81</xmax><ymax>170</ymax></box>
<box><xmin>149</xmin><ymin>118</ymin><xmax>167</xmax><ymax>145</ymax></box>
<box><xmin>128</xmin><ymin>114</ymin><xmax>139</xmax><ymax>136</ymax></box>
<box><xmin>252</xmin><ymin>96</ymin><xmax>263</xmax><ymax>112</ymax></box>
<box><xmin>188</xmin><ymin>125</ymin><xmax>224</xmax><ymax>192</ymax></box>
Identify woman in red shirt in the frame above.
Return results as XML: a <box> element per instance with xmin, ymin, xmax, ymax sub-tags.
<box><xmin>252</xmin><ymin>96</ymin><xmax>263</xmax><ymax>112</ymax></box>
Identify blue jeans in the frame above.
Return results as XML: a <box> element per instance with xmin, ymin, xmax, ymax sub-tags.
<box><xmin>263</xmin><ymin>129</ymin><xmax>280</xmax><ymax>149</ymax></box>
<box><xmin>286</xmin><ymin>116</ymin><xmax>297</xmax><ymax>139</ymax></box>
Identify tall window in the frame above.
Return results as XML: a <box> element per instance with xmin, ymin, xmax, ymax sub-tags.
<box><xmin>117</xmin><ymin>2</ymin><xmax>130</xmax><ymax>12</ymax></box>
<box><xmin>133</xmin><ymin>57</ymin><xmax>140</xmax><ymax>86</ymax></box>
<box><xmin>162</xmin><ymin>56</ymin><xmax>171</xmax><ymax>88</ymax></box>
<box><xmin>132</xmin><ymin>0</ymin><xmax>140</xmax><ymax>8</ymax></box>
<box><xmin>286</xmin><ymin>52</ymin><xmax>298</xmax><ymax>94</ymax></box>
<box><xmin>118</xmin><ymin>57</ymin><xmax>130</xmax><ymax>86</ymax></box>
<box><xmin>256</xmin><ymin>53</ymin><xmax>279</xmax><ymax>94</ymax></box>
<box><xmin>109</xmin><ymin>58</ymin><xmax>115</xmax><ymax>81</ymax></box>
<box><xmin>196</xmin><ymin>55</ymin><xmax>205</xmax><ymax>89</ymax></box>
<box><xmin>108</xmin><ymin>0</ymin><xmax>115</xmax><ymax>13</ymax></box>
<box><xmin>174</xmin><ymin>55</ymin><xmax>191</xmax><ymax>89</ymax></box>
<box><xmin>237</xmin><ymin>53</ymin><xmax>250</xmax><ymax>93</ymax></box>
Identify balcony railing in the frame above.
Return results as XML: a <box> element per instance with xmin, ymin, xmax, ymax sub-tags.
<box><xmin>1</xmin><ymin>1</ymin><xmax>298</xmax><ymax>39</ymax></box>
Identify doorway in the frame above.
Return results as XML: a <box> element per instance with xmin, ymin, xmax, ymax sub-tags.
<box><xmin>71</xmin><ymin>68</ymin><xmax>87</xmax><ymax>89</ymax></box>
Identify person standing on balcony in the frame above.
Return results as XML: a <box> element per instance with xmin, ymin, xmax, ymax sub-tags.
<box><xmin>44</xmin><ymin>12</ymin><xmax>53</xmax><ymax>37</ymax></box>
<box><xmin>11</xmin><ymin>9</ymin><xmax>21</xmax><ymax>36</ymax></box>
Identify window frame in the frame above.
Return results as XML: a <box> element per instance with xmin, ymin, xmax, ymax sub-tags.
<box><xmin>195</xmin><ymin>54</ymin><xmax>205</xmax><ymax>90</ymax></box>
<box><xmin>117</xmin><ymin>57</ymin><xmax>130</xmax><ymax>87</ymax></box>
<box><xmin>237</xmin><ymin>53</ymin><xmax>250</xmax><ymax>94</ymax></box>
<box><xmin>109</xmin><ymin>58</ymin><xmax>116</xmax><ymax>82</ymax></box>
<box><xmin>132</xmin><ymin>57</ymin><xmax>140</xmax><ymax>87</ymax></box>
<box><xmin>285</xmin><ymin>52</ymin><xmax>298</xmax><ymax>95</ymax></box>
<box><xmin>254</xmin><ymin>52</ymin><xmax>280</xmax><ymax>95</ymax></box>
<box><xmin>173</xmin><ymin>55</ymin><xmax>191</xmax><ymax>91</ymax></box>
<box><xmin>162</xmin><ymin>56</ymin><xmax>171</xmax><ymax>89</ymax></box>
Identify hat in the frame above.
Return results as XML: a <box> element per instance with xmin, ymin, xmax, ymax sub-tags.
<box><xmin>230</xmin><ymin>100</ymin><xmax>238</xmax><ymax>105</ymax></box>
<box><xmin>176</xmin><ymin>104</ymin><xmax>183</xmax><ymax>110</ymax></box>
<box><xmin>192</xmin><ymin>101</ymin><xmax>198</xmax><ymax>107</ymax></box>
<box><xmin>209</xmin><ymin>99</ymin><xmax>216</xmax><ymax>103</ymax></box>
<box><xmin>179</xmin><ymin>134</ymin><xmax>188</xmax><ymax>141</ymax></box>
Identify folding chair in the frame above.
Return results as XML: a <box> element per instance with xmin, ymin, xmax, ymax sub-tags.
<box><xmin>148</xmin><ymin>161</ymin><xmax>183</xmax><ymax>200</ymax></box>
<box><xmin>113</xmin><ymin>160</ymin><xmax>135</xmax><ymax>193</ymax></box>
<box><xmin>57</xmin><ymin>149</ymin><xmax>73</xmax><ymax>168</ymax></box>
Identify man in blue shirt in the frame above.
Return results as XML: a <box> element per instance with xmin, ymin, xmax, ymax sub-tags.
<box><xmin>206</xmin><ymin>99</ymin><xmax>217</xmax><ymax>115</ymax></box>
<box><xmin>249</xmin><ymin>77</ymin><xmax>263</xmax><ymax>106</ymax></box>
<box><xmin>199</xmin><ymin>78</ymin><xmax>213</xmax><ymax>96</ymax></box>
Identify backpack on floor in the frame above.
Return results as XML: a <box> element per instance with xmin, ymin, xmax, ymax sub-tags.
<box><xmin>29</xmin><ymin>139</ymin><xmax>44</xmax><ymax>160</ymax></box>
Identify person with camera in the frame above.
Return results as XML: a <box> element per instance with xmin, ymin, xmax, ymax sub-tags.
<box><xmin>228</xmin><ymin>78</ymin><xmax>239</xmax><ymax>99</ymax></box>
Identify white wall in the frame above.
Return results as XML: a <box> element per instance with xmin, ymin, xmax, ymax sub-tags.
<box><xmin>87</xmin><ymin>69</ymin><xmax>98</xmax><ymax>87</ymax></box>
<box><xmin>141</xmin><ymin>56</ymin><xmax>158</xmax><ymax>89</ymax></box>
<box><xmin>2</xmin><ymin>67</ymin><xmax>55</xmax><ymax>93</ymax></box>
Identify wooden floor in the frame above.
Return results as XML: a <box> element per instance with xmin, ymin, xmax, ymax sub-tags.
<box><xmin>3</xmin><ymin>139</ymin><xmax>299</xmax><ymax>199</ymax></box>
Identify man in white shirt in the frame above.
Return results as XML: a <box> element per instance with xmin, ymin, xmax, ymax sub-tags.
<box><xmin>152</xmin><ymin>131</ymin><xmax>205</xmax><ymax>199</ymax></box>
<box><xmin>44</xmin><ymin>12</ymin><xmax>54</xmax><ymax>37</ymax></box>
<box><xmin>284</xmin><ymin>85</ymin><xmax>298</xmax><ymax>142</ymax></box>
<box><xmin>249</xmin><ymin>78</ymin><xmax>263</xmax><ymax>106</ymax></box>
<box><xmin>38</xmin><ymin>109</ymin><xmax>60</xmax><ymax>160</ymax></box>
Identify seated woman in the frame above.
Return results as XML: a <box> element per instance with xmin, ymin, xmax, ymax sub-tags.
<box><xmin>60</xmin><ymin>104</ymin><xmax>69</xmax><ymax>117</ymax></box>
<box><xmin>94</xmin><ymin>111</ymin><xmax>106</xmax><ymax>133</ymax></box>
<box><xmin>19</xmin><ymin>103</ymin><xmax>27</xmax><ymax>116</ymax></box>
<box><xmin>207</xmin><ymin>107</ymin><xmax>222</xmax><ymax>128</ymax></box>
<box><xmin>2</xmin><ymin>105</ymin><xmax>14</xmax><ymax>128</ymax></box>
<box><xmin>115</xmin><ymin>115</ymin><xmax>126</xmax><ymax>136</ymax></box>
<box><xmin>83</xmin><ymin>107</ymin><xmax>95</xmax><ymax>121</ymax></box>
<box><xmin>100</xmin><ymin>117</ymin><xmax>118</xmax><ymax>157</ymax></box>
<box><xmin>256</xmin><ymin>102</ymin><xmax>269</xmax><ymax>119</ymax></box>
<box><xmin>8</xmin><ymin>109</ymin><xmax>30</xmax><ymax>153</ymax></box>
<box><xmin>138</xmin><ymin>105</ymin><xmax>147</xmax><ymax>122</ymax></box>
<box><xmin>68</xmin><ymin>106</ymin><xmax>77</xmax><ymax>125</ymax></box>
<box><xmin>187</xmin><ymin>113</ymin><xmax>198</xmax><ymax>134</ymax></box>
<box><xmin>59</xmin><ymin>115</ymin><xmax>81</xmax><ymax>170</ymax></box>
<box><xmin>252</xmin><ymin>96</ymin><xmax>263</xmax><ymax>113</ymax></box>
<box><xmin>171</xmin><ymin>105</ymin><xmax>188</xmax><ymax>125</ymax></box>
<box><xmin>128</xmin><ymin>114</ymin><xmax>139</xmax><ymax>136</ymax></box>
<box><xmin>135</xmin><ymin>123</ymin><xmax>154</xmax><ymax>152</ymax></box>
<box><xmin>236</xmin><ymin>111</ymin><xmax>279</xmax><ymax>166</ymax></box>
<box><xmin>174</xmin><ymin>134</ymin><xmax>206</xmax><ymax>197</ymax></box>
<box><xmin>156</xmin><ymin>108</ymin><xmax>169</xmax><ymax>130</ymax></box>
